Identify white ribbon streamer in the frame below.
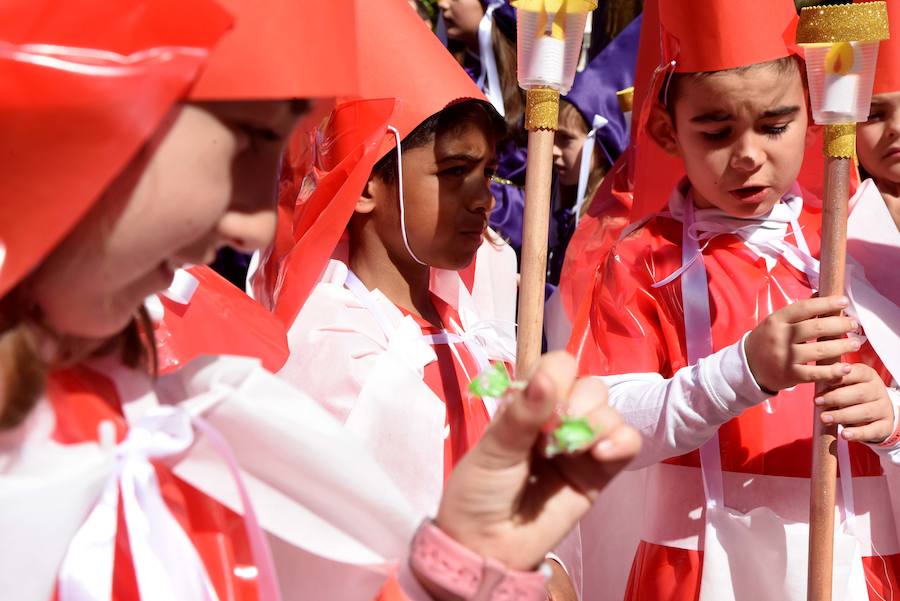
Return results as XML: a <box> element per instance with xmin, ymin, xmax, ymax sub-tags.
<box><xmin>387</xmin><ymin>125</ymin><xmax>427</xmax><ymax>266</ymax></box>
<box><xmin>656</xmin><ymin>184</ymin><xmax>858</xmax><ymax>527</ymax></box>
<box><xmin>477</xmin><ymin>3</ymin><xmax>506</xmax><ymax>117</ymax></box>
<box><xmin>573</xmin><ymin>115</ymin><xmax>611</xmax><ymax>224</ymax></box>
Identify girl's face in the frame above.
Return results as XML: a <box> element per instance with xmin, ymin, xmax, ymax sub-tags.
<box><xmin>26</xmin><ymin>101</ymin><xmax>301</xmax><ymax>338</ymax></box>
<box><xmin>438</xmin><ymin>0</ymin><xmax>484</xmax><ymax>45</ymax></box>
<box><xmin>858</xmin><ymin>92</ymin><xmax>900</xmax><ymax>191</ymax></box>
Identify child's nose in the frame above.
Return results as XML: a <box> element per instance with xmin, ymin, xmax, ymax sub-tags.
<box><xmin>729</xmin><ymin>135</ymin><xmax>765</xmax><ymax>172</ymax></box>
<box><xmin>886</xmin><ymin>111</ymin><xmax>900</xmax><ymax>138</ymax></box>
<box><xmin>472</xmin><ymin>177</ymin><xmax>496</xmax><ymax>212</ymax></box>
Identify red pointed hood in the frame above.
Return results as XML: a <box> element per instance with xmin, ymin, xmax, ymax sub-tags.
<box><xmin>868</xmin><ymin>0</ymin><xmax>899</xmax><ymax>95</ymax></box>
<box><xmin>0</xmin><ymin>0</ymin><xmax>229</xmax><ymax>299</ymax></box>
<box><xmin>256</xmin><ymin>0</ymin><xmax>489</xmax><ymax>329</ymax></box>
<box><xmin>0</xmin><ymin>0</ymin><xmax>359</xmax><ymax>300</ymax></box>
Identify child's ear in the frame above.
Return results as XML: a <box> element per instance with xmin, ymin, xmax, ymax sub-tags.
<box><xmin>355</xmin><ymin>177</ymin><xmax>378</xmax><ymax>214</ymax></box>
<box><xmin>647</xmin><ymin>102</ymin><xmax>681</xmax><ymax>157</ymax></box>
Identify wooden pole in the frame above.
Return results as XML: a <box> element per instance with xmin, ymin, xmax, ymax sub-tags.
<box><xmin>516</xmin><ymin>88</ymin><xmax>560</xmax><ymax>377</ymax></box>
<box><xmin>807</xmin><ymin>131</ymin><xmax>853</xmax><ymax>601</ymax></box>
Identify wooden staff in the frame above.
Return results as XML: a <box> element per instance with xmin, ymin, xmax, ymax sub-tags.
<box><xmin>808</xmin><ymin>128</ymin><xmax>854</xmax><ymax>601</ymax></box>
<box><xmin>516</xmin><ymin>88</ymin><xmax>559</xmax><ymax>376</ymax></box>
<box><xmin>795</xmin><ymin>6</ymin><xmax>890</xmax><ymax>597</ymax></box>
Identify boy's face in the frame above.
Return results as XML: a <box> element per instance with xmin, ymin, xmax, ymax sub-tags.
<box><xmin>365</xmin><ymin>117</ymin><xmax>497</xmax><ymax>271</ymax></box>
<box><xmin>553</xmin><ymin>105</ymin><xmax>590</xmax><ymax>187</ymax></box>
<box><xmin>649</xmin><ymin>62</ymin><xmax>808</xmax><ymax>217</ymax></box>
<box><xmin>858</xmin><ymin>92</ymin><xmax>900</xmax><ymax>189</ymax></box>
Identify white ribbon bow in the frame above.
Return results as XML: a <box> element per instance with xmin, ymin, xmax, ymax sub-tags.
<box><xmin>58</xmin><ymin>406</ymin><xmax>220</xmax><ymax>601</ymax></box>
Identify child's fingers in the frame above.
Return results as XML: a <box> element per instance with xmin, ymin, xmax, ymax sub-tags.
<box><xmin>793</xmin><ymin>338</ymin><xmax>861</xmax><ymax>364</ymax></box>
<box><xmin>818</xmin><ymin>363</ymin><xmax>877</xmax><ymax>391</ymax></box>
<box><xmin>820</xmin><ymin>396</ymin><xmax>884</xmax><ymax>426</ymax></box>
<box><xmin>815</xmin><ymin>382</ymin><xmax>872</xmax><ymax>409</ymax></box>
<box><xmin>793</xmin><ymin>362</ymin><xmax>853</xmax><ymax>383</ymax></box>
<box><xmin>842</xmin><ymin>421</ymin><xmax>893</xmax><ymax>443</ymax></box>
<box><xmin>480</xmin><ymin>352</ymin><xmax>575</xmax><ymax>464</ymax></box>
<box><xmin>776</xmin><ymin>295</ymin><xmax>849</xmax><ymax>324</ymax></box>
<box><xmin>563</xmin><ymin>376</ymin><xmax>608</xmax><ymax>419</ymax></box>
<box><xmin>790</xmin><ymin>315</ymin><xmax>858</xmax><ymax>343</ymax></box>
<box><xmin>590</xmin><ymin>419</ymin><xmax>642</xmax><ymax>463</ymax></box>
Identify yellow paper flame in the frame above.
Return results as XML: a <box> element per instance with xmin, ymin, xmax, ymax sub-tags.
<box><xmin>824</xmin><ymin>42</ymin><xmax>855</xmax><ymax>75</ymax></box>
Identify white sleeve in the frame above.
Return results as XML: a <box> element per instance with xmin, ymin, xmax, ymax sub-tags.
<box><xmin>868</xmin><ymin>385</ymin><xmax>900</xmax><ymax>466</ymax></box>
<box><xmin>604</xmin><ymin>333</ymin><xmax>771</xmax><ymax>469</ymax></box>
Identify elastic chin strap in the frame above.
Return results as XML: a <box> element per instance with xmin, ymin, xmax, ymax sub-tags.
<box><xmin>387</xmin><ymin>125</ymin><xmax>427</xmax><ymax>266</ymax></box>
<box><xmin>573</xmin><ymin>114</ymin><xmax>612</xmax><ymax>223</ymax></box>
<box><xmin>477</xmin><ymin>3</ymin><xmax>505</xmax><ymax>117</ymax></box>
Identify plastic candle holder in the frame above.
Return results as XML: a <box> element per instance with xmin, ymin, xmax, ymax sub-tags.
<box><xmin>513</xmin><ymin>0</ymin><xmax>597</xmax><ymax>97</ymax></box>
<box><xmin>797</xmin><ymin>2</ymin><xmax>890</xmax><ymax>126</ymax></box>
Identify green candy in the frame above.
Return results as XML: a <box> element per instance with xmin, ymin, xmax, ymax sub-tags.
<box><xmin>545</xmin><ymin>417</ymin><xmax>597</xmax><ymax>457</ymax></box>
<box><xmin>468</xmin><ymin>362</ymin><xmax>511</xmax><ymax>398</ymax></box>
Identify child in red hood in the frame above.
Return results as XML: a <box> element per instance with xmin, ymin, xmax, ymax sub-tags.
<box><xmin>573</xmin><ymin>0</ymin><xmax>900</xmax><ymax>599</ymax></box>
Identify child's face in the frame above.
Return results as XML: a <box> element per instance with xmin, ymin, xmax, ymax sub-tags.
<box><xmin>857</xmin><ymin>92</ymin><xmax>900</xmax><ymax>189</ymax></box>
<box><xmin>649</xmin><ymin>62</ymin><xmax>808</xmax><ymax>217</ymax></box>
<box><xmin>28</xmin><ymin>101</ymin><xmax>299</xmax><ymax>338</ymax></box>
<box><xmin>438</xmin><ymin>0</ymin><xmax>484</xmax><ymax>43</ymax></box>
<box><xmin>553</xmin><ymin>105</ymin><xmax>590</xmax><ymax>187</ymax></box>
<box><xmin>366</xmin><ymin>118</ymin><xmax>497</xmax><ymax>271</ymax></box>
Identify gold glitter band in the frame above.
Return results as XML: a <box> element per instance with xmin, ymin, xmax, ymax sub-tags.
<box><xmin>797</xmin><ymin>2</ymin><xmax>890</xmax><ymax>44</ymax></box>
<box><xmin>616</xmin><ymin>87</ymin><xmax>635</xmax><ymax>113</ymax></box>
<box><xmin>524</xmin><ymin>88</ymin><xmax>560</xmax><ymax>131</ymax></box>
<box><xmin>824</xmin><ymin>123</ymin><xmax>856</xmax><ymax>158</ymax></box>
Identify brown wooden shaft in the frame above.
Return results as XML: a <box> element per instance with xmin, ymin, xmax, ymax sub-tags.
<box><xmin>808</xmin><ymin>156</ymin><xmax>851</xmax><ymax>601</ymax></box>
<box><xmin>516</xmin><ymin>128</ymin><xmax>555</xmax><ymax>377</ymax></box>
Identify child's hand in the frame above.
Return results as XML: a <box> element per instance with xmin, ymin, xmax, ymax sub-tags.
<box><xmin>816</xmin><ymin>364</ymin><xmax>894</xmax><ymax>443</ymax></box>
<box><xmin>745</xmin><ymin>295</ymin><xmax>859</xmax><ymax>393</ymax></box>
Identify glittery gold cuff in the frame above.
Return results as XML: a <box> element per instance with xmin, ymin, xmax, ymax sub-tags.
<box><xmin>824</xmin><ymin>123</ymin><xmax>856</xmax><ymax>158</ymax></box>
<box><xmin>616</xmin><ymin>87</ymin><xmax>635</xmax><ymax>114</ymax></box>
<box><xmin>524</xmin><ymin>88</ymin><xmax>560</xmax><ymax>131</ymax></box>
<box><xmin>797</xmin><ymin>2</ymin><xmax>890</xmax><ymax>44</ymax></box>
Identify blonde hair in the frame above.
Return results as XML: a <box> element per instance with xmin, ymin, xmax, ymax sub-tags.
<box><xmin>0</xmin><ymin>290</ymin><xmax>156</xmax><ymax>430</ymax></box>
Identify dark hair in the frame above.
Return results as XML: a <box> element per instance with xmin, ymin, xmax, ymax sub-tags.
<box><xmin>371</xmin><ymin>99</ymin><xmax>507</xmax><ymax>184</ymax></box>
<box><xmin>662</xmin><ymin>55</ymin><xmax>804</xmax><ymax>116</ymax></box>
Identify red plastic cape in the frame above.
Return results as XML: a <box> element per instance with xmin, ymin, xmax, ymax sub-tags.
<box><xmin>154</xmin><ymin>266</ymin><xmax>289</xmax><ymax>374</ymax></box>
<box><xmin>571</xmin><ymin>188</ymin><xmax>899</xmax><ymax>600</ymax></box>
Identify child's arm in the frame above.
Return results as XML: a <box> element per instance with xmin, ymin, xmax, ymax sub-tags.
<box><xmin>815</xmin><ymin>367</ymin><xmax>900</xmax><ymax>464</ymax></box>
<box><xmin>605</xmin><ymin>296</ymin><xmax>858</xmax><ymax>468</ymax></box>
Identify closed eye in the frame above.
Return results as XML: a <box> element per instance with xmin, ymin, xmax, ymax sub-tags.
<box><xmin>761</xmin><ymin>123</ymin><xmax>790</xmax><ymax>137</ymax></box>
<box><xmin>701</xmin><ymin>128</ymin><xmax>731</xmax><ymax>141</ymax></box>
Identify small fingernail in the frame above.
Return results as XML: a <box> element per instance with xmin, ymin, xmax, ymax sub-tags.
<box><xmin>849</xmin><ymin>319</ymin><xmax>859</xmax><ymax>330</ymax></box>
<box><xmin>822</xmin><ymin>414</ymin><xmax>834</xmax><ymax>424</ymax></box>
<box><xmin>837</xmin><ymin>296</ymin><xmax>850</xmax><ymax>307</ymax></box>
<box><xmin>851</xmin><ymin>339</ymin><xmax>863</xmax><ymax>350</ymax></box>
<box><xmin>842</xmin><ymin>364</ymin><xmax>852</xmax><ymax>374</ymax></box>
<box><xmin>843</xmin><ymin>430</ymin><xmax>854</xmax><ymax>440</ymax></box>
<box><xmin>814</xmin><ymin>396</ymin><xmax>825</xmax><ymax>405</ymax></box>
<box><xmin>596</xmin><ymin>439</ymin><xmax>616</xmax><ymax>454</ymax></box>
